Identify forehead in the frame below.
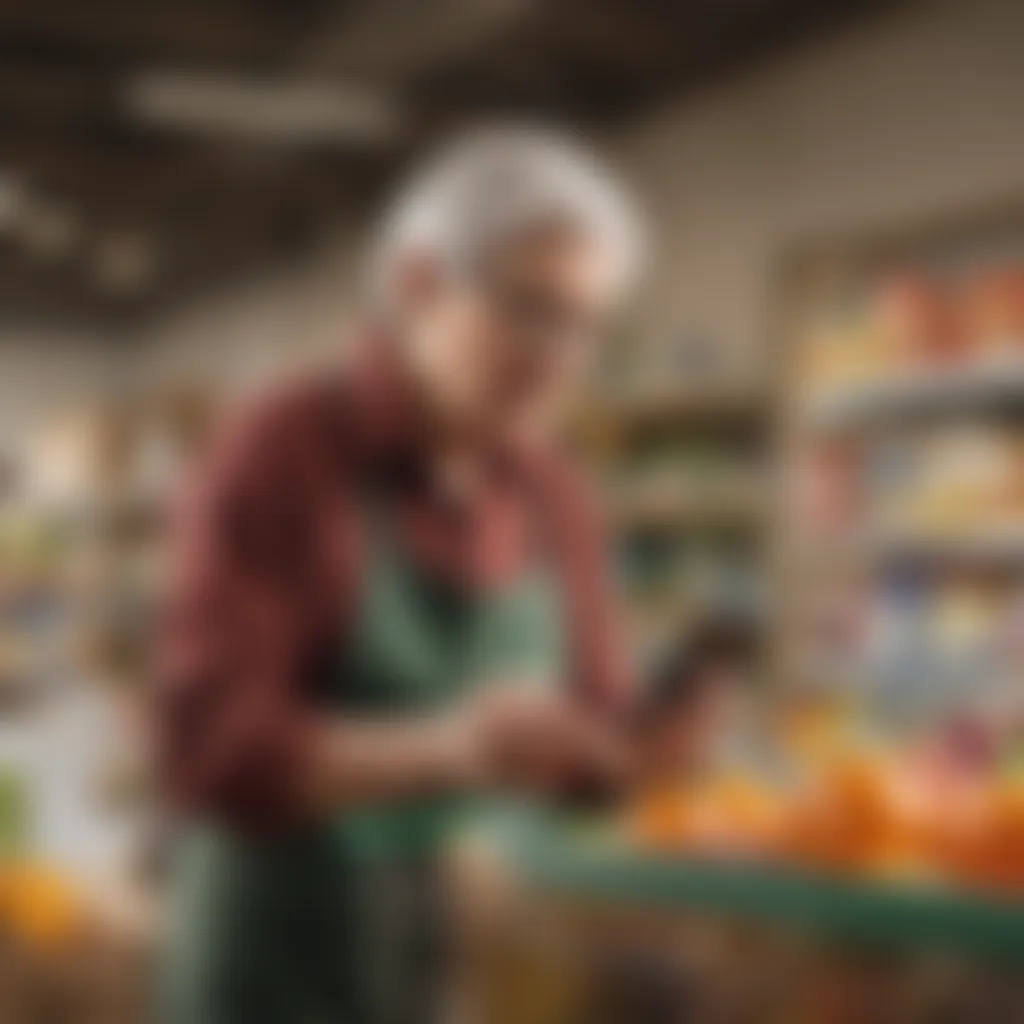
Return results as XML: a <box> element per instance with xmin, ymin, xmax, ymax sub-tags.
<box><xmin>483</xmin><ymin>221</ymin><xmax>621</xmax><ymax>293</ymax></box>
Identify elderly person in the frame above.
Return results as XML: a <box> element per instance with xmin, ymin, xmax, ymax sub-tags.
<box><xmin>154</xmin><ymin>128</ymin><xmax>641</xmax><ymax>1024</ymax></box>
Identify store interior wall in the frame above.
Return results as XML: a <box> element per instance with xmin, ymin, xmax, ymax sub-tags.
<box><xmin>0</xmin><ymin>334</ymin><xmax>126</xmax><ymax>445</ymax></box>
<box><xmin>137</xmin><ymin>239</ymin><xmax>366</xmax><ymax>396</ymax></box>
<box><xmin>618</xmin><ymin>0</ymin><xmax>1024</xmax><ymax>377</ymax></box>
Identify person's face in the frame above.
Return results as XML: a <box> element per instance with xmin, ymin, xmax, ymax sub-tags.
<box><xmin>401</xmin><ymin>224</ymin><xmax>623</xmax><ymax>443</ymax></box>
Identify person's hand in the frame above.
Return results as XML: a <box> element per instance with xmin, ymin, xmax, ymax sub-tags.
<box><xmin>462</xmin><ymin>684</ymin><xmax>630</xmax><ymax>795</ymax></box>
<box><xmin>301</xmin><ymin>686</ymin><xmax>631</xmax><ymax>817</ymax></box>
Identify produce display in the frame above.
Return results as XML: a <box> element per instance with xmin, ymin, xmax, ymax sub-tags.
<box><xmin>505</xmin><ymin>701</ymin><xmax>1024</xmax><ymax>1023</ymax></box>
<box><xmin>630</xmin><ymin>748</ymin><xmax>1024</xmax><ymax>895</ymax></box>
<box><xmin>755</xmin><ymin>245</ymin><xmax>1024</xmax><ymax>910</ymax></box>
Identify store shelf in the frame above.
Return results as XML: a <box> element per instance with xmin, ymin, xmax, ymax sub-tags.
<box><xmin>805</xmin><ymin>359</ymin><xmax>1024</xmax><ymax>432</ymax></box>
<box><xmin>519</xmin><ymin>830</ymin><xmax>1024</xmax><ymax>962</ymax></box>
<box><xmin>608</xmin><ymin>486</ymin><xmax>764</xmax><ymax>529</ymax></box>
<box><xmin>872</xmin><ymin>528</ymin><xmax>1024</xmax><ymax>564</ymax></box>
<box><xmin>792</xmin><ymin>527</ymin><xmax>1024</xmax><ymax>571</ymax></box>
<box><xmin>579</xmin><ymin>385</ymin><xmax>766</xmax><ymax>431</ymax></box>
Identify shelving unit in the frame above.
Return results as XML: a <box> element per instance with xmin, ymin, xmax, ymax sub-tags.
<box><xmin>0</xmin><ymin>386</ymin><xmax>216</xmax><ymax>951</ymax></box>
<box><xmin>576</xmin><ymin>386</ymin><xmax>766</xmax><ymax>434</ymax></box>
<box><xmin>804</xmin><ymin>359</ymin><xmax>1024</xmax><ymax>432</ymax></box>
<box><xmin>776</xmin><ymin>202</ymin><xmax>1024</xmax><ymax>713</ymax></box>
<box><xmin>606</xmin><ymin>484</ymin><xmax>764</xmax><ymax>531</ymax></box>
<box><xmin>574</xmin><ymin>357</ymin><xmax>770</xmax><ymax>662</ymax></box>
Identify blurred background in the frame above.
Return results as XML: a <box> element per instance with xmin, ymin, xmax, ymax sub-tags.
<box><xmin>4</xmin><ymin>0</ymin><xmax>1024</xmax><ymax>1020</ymax></box>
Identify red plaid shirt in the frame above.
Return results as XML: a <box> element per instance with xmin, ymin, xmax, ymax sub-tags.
<box><xmin>154</xmin><ymin>339</ymin><xmax>630</xmax><ymax>831</ymax></box>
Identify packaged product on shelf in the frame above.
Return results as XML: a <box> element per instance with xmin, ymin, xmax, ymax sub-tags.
<box><xmin>874</xmin><ymin>273</ymin><xmax>966</xmax><ymax>370</ymax></box>
<box><xmin>960</xmin><ymin>266</ymin><xmax>1024</xmax><ymax>357</ymax></box>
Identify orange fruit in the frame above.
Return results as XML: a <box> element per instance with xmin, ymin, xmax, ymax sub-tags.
<box><xmin>783</xmin><ymin>751</ymin><xmax>934</xmax><ymax>877</ymax></box>
<box><xmin>0</xmin><ymin>861</ymin><xmax>84</xmax><ymax>950</ymax></box>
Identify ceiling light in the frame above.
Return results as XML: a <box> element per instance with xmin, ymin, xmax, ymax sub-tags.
<box><xmin>124</xmin><ymin>72</ymin><xmax>401</xmax><ymax>145</ymax></box>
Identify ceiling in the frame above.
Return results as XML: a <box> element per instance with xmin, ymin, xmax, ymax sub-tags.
<box><xmin>0</xmin><ymin>0</ymin><xmax>891</xmax><ymax>326</ymax></box>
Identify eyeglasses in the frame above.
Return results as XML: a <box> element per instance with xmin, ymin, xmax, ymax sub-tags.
<box><xmin>484</xmin><ymin>278</ymin><xmax>601</xmax><ymax>352</ymax></box>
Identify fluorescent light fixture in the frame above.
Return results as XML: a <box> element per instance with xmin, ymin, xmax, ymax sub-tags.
<box><xmin>124</xmin><ymin>72</ymin><xmax>401</xmax><ymax>144</ymax></box>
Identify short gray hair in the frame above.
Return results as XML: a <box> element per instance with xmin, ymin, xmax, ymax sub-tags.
<box><xmin>376</xmin><ymin>126</ymin><xmax>643</xmax><ymax>294</ymax></box>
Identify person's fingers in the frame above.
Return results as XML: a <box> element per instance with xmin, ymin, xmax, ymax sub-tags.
<box><xmin>468</xmin><ymin>683</ymin><xmax>636</xmax><ymax>796</ymax></box>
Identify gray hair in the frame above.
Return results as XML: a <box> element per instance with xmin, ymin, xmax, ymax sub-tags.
<box><xmin>375</xmin><ymin>126</ymin><xmax>643</xmax><ymax>295</ymax></box>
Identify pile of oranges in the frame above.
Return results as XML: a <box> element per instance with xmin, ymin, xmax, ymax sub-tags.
<box><xmin>630</xmin><ymin>748</ymin><xmax>1024</xmax><ymax>896</ymax></box>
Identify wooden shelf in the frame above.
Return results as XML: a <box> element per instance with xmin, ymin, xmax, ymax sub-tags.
<box><xmin>787</xmin><ymin>526</ymin><xmax>1024</xmax><ymax>572</ymax></box>
<box><xmin>803</xmin><ymin>358</ymin><xmax>1024</xmax><ymax>432</ymax></box>
<box><xmin>577</xmin><ymin>385</ymin><xmax>767</xmax><ymax>432</ymax></box>
<box><xmin>608</xmin><ymin>485</ymin><xmax>764</xmax><ymax>529</ymax></box>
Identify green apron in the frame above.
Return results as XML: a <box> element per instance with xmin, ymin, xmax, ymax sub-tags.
<box><xmin>158</xmin><ymin>512</ymin><xmax>565</xmax><ymax>1024</ymax></box>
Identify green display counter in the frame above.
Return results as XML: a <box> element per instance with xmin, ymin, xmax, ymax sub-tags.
<box><xmin>510</xmin><ymin>819</ymin><xmax>1024</xmax><ymax>964</ymax></box>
